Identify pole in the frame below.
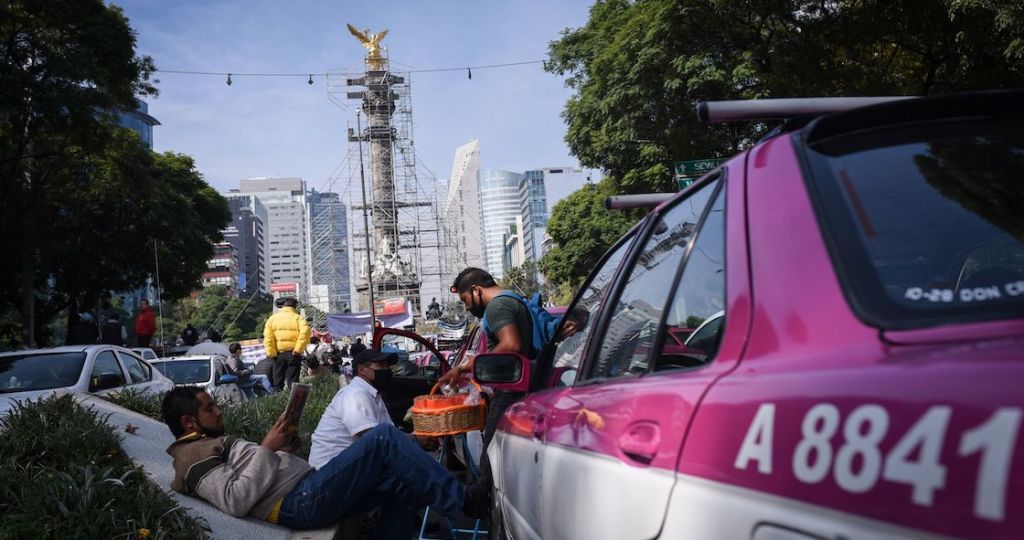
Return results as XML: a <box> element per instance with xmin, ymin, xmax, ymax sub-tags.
<box><xmin>356</xmin><ymin>112</ymin><xmax>377</xmax><ymax>325</ymax></box>
<box><xmin>154</xmin><ymin>240</ymin><xmax>165</xmax><ymax>349</ymax></box>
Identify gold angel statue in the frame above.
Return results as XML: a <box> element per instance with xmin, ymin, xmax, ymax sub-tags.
<box><xmin>347</xmin><ymin>24</ymin><xmax>389</xmax><ymax>70</ymax></box>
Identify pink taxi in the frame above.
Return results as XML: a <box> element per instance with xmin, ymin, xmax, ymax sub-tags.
<box><xmin>472</xmin><ymin>91</ymin><xmax>1024</xmax><ymax>539</ymax></box>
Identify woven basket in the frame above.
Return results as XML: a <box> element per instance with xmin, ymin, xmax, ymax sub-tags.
<box><xmin>411</xmin><ymin>380</ymin><xmax>486</xmax><ymax>437</ymax></box>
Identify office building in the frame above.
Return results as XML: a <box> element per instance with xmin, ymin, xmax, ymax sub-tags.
<box><xmin>477</xmin><ymin>169</ymin><xmax>524</xmax><ymax>279</ymax></box>
<box><xmin>442</xmin><ymin>140</ymin><xmax>485</xmax><ymax>276</ymax></box>
<box><xmin>502</xmin><ymin>217</ymin><xmax>527</xmax><ymax>274</ymax></box>
<box><xmin>201</xmin><ymin>242</ymin><xmax>240</xmax><ymax>295</ymax></box>
<box><xmin>222</xmin><ymin>196</ymin><xmax>266</xmax><ymax>296</ymax></box>
<box><xmin>307</xmin><ymin>190</ymin><xmax>351</xmax><ymax>313</ymax></box>
<box><xmin>235</xmin><ymin>177</ymin><xmax>309</xmax><ymax>295</ymax></box>
<box><xmin>116</xmin><ymin>99</ymin><xmax>159</xmax><ymax>149</ymax></box>
<box><xmin>519</xmin><ymin>170</ymin><xmax>549</xmax><ymax>264</ymax></box>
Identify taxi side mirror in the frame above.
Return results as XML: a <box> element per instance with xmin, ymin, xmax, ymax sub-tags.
<box><xmin>473</xmin><ymin>353</ymin><xmax>531</xmax><ymax>393</ymax></box>
<box><xmin>217</xmin><ymin>374</ymin><xmax>239</xmax><ymax>385</ymax></box>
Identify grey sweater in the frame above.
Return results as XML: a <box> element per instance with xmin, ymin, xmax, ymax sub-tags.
<box><xmin>166</xmin><ymin>432</ymin><xmax>313</xmax><ymax>520</ymax></box>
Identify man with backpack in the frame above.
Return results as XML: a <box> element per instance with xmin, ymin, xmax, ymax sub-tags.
<box><xmin>439</xmin><ymin>267</ymin><xmax>561</xmax><ymax>519</ymax></box>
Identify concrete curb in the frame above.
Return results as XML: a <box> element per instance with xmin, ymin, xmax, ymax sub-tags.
<box><xmin>74</xmin><ymin>394</ymin><xmax>334</xmax><ymax>540</ymax></box>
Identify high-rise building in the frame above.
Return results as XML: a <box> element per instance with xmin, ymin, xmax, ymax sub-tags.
<box><xmin>442</xmin><ymin>140</ymin><xmax>484</xmax><ymax>277</ymax></box>
<box><xmin>540</xmin><ymin>167</ymin><xmax>589</xmax><ymax>214</ymax></box>
<box><xmin>502</xmin><ymin>217</ymin><xmax>526</xmax><ymax>274</ymax></box>
<box><xmin>116</xmin><ymin>99</ymin><xmax>159</xmax><ymax>149</ymax></box>
<box><xmin>307</xmin><ymin>190</ymin><xmax>351</xmax><ymax>314</ymax></box>
<box><xmin>235</xmin><ymin>177</ymin><xmax>309</xmax><ymax>295</ymax></box>
<box><xmin>222</xmin><ymin>196</ymin><xmax>266</xmax><ymax>296</ymax></box>
<box><xmin>477</xmin><ymin>169</ymin><xmax>524</xmax><ymax>279</ymax></box>
<box><xmin>519</xmin><ymin>170</ymin><xmax>549</xmax><ymax>264</ymax></box>
<box><xmin>201</xmin><ymin>242</ymin><xmax>240</xmax><ymax>295</ymax></box>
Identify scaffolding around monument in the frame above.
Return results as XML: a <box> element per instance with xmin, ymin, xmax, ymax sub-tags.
<box><xmin>326</xmin><ymin>47</ymin><xmax>456</xmax><ymax>323</ymax></box>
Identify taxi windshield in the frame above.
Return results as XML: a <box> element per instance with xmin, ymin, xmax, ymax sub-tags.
<box><xmin>0</xmin><ymin>352</ymin><xmax>86</xmax><ymax>393</ymax></box>
<box><xmin>803</xmin><ymin>119</ymin><xmax>1024</xmax><ymax>328</ymax></box>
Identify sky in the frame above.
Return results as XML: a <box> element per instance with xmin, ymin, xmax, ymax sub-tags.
<box><xmin>110</xmin><ymin>0</ymin><xmax>596</xmax><ymax>203</ymax></box>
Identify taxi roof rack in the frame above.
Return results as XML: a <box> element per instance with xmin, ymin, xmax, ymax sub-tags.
<box><xmin>606</xmin><ymin>193</ymin><xmax>674</xmax><ymax>210</ymax></box>
<box><xmin>697</xmin><ymin>96</ymin><xmax>916</xmax><ymax>124</ymax></box>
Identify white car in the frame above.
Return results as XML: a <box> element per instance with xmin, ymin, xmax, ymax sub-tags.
<box><xmin>131</xmin><ymin>347</ymin><xmax>158</xmax><ymax>361</ymax></box>
<box><xmin>0</xmin><ymin>345</ymin><xmax>174</xmax><ymax>414</ymax></box>
<box><xmin>150</xmin><ymin>355</ymin><xmax>246</xmax><ymax>404</ymax></box>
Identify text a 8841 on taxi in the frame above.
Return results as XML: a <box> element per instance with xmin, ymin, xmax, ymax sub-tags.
<box><xmin>470</xmin><ymin>91</ymin><xmax>1024</xmax><ymax>540</ymax></box>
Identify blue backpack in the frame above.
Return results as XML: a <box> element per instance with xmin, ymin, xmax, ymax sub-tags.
<box><xmin>481</xmin><ymin>291</ymin><xmax>563</xmax><ymax>358</ymax></box>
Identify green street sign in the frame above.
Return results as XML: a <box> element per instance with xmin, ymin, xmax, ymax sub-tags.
<box><xmin>674</xmin><ymin>158</ymin><xmax>725</xmax><ymax>177</ymax></box>
<box><xmin>678</xmin><ymin>177</ymin><xmax>696</xmax><ymax>190</ymax></box>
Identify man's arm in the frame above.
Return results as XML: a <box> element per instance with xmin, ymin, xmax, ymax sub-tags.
<box><xmin>490</xmin><ymin>325</ymin><xmax>523</xmax><ymax>354</ymax></box>
<box><xmin>263</xmin><ymin>318</ymin><xmax>278</xmax><ymax>358</ymax></box>
<box><xmin>189</xmin><ymin>441</ymin><xmax>281</xmax><ymax>517</ymax></box>
<box><xmin>293</xmin><ymin>316</ymin><xmax>311</xmax><ymax>354</ymax></box>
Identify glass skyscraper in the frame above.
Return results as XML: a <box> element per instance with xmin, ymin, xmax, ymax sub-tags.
<box><xmin>477</xmin><ymin>169</ymin><xmax>524</xmax><ymax>279</ymax></box>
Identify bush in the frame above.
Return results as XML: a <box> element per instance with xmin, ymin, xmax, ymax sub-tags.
<box><xmin>221</xmin><ymin>375</ymin><xmax>339</xmax><ymax>459</ymax></box>
<box><xmin>106</xmin><ymin>387</ymin><xmax>163</xmax><ymax>421</ymax></box>
<box><xmin>0</xmin><ymin>395</ymin><xmax>209</xmax><ymax>539</ymax></box>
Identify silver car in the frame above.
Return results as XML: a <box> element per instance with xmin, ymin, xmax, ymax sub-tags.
<box><xmin>0</xmin><ymin>345</ymin><xmax>174</xmax><ymax>414</ymax></box>
<box><xmin>150</xmin><ymin>354</ymin><xmax>246</xmax><ymax>404</ymax></box>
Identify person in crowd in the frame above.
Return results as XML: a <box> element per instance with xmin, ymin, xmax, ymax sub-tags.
<box><xmin>438</xmin><ymin>267</ymin><xmax>535</xmax><ymax>517</ymax></box>
<box><xmin>134</xmin><ymin>299</ymin><xmax>156</xmax><ymax>347</ymax></box>
<box><xmin>263</xmin><ymin>297</ymin><xmax>310</xmax><ymax>390</ymax></box>
<box><xmin>226</xmin><ymin>342</ymin><xmax>255</xmax><ymax>400</ymax></box>
<box><xmin>251</xmin><ymin>355</ymin><xmax>275</xmax><ymax>395</ymax></box>
<box><xmin>349</xmin><ymin>337</ymin><xmax>367</xmax><ymax>358</ymax></box>
<box><xmin>309</xmin><ymin>349</ymin><xmax>438</xmax><ymax>469</ymax></box>
<box><xmin>70</xmin><ymin>311</ymin><xmax>98</xmax><ymax>345</ymax></box>
<box><xmin>181</xmin><ymin>323</ymin><xmax>199</xmax><ymax>346</ymax></box>
<box><xmin>161</xmin><ymin>387</ymin><xmax>478</xmax><ymax>538</ymax></box>
<box><xmin>206</xmin><ymin>328</ymin><xmax>222</xmax><ymax>342</ymax></box>
<box><xmin>100</xmin><ymin>313</ymin><xmax>128</xmax><ymax>346</ymax></box>
<box><xmin>304</xmin><ymin>335</ymin><xmax>328</xmax><ymax>376</ymax></box>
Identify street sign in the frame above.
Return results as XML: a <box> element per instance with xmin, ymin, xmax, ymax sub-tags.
<box><xmin>675</xmin><ymin>158</ymin><xmax>725</xmax><ymax>177</ymax></box>
<box><xmin>678</xmin><ymin>177</ymin><xmax>696</xmax><ymax>190</ymax></box>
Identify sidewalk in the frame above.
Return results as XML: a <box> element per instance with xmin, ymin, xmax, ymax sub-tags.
<box><xmin>76</xmin><ymin>394</ymin><xmax>335</xmax><ymax>540</ymax></box>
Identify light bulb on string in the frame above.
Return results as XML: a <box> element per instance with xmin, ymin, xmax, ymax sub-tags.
<box><xmin>226</xmin><ymin>74</ymin><xmax>232</xmax><ymax>86</ymax></box>
<box><xmin>308</xmin><ymin>74</ymin><xmax>314</xmax><ymax>85</ymax></box>
<box><xmin>467</xmin><ymin>67</ymin><xmax>472</xmax><ymax>80</ymax></box>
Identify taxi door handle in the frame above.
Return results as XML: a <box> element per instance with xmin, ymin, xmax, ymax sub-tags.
<box><xmin>618</xmin><ymin>421</ymin><xmax>660</xmax><ymax>463</ymax></box>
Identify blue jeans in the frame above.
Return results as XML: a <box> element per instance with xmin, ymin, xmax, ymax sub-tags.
<box><xmin>277</xmin><ymin>424</ymin><xmax>463</xmax><ymax>539</ymax></box>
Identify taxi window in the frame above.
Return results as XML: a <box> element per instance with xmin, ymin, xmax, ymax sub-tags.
<box><xmin>550</xmin><ymin>231</ymin><xmax>636</xmax><ymax>371</ymax></box>
<box><xmin>803</xmin><ymin>119</ymin><xmax>1024</xmax><ymax>328</ymax></box>
<box><xmin>586</xmin><ymin>181</ymin><xmax>717</xmax><ymax>381</ymax></box>
<box><xmin>655</xmin><ymin>188</ymin><xmax>725</xmax><ymax>371</ymax></box>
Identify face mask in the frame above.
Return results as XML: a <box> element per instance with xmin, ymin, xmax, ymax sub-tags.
<box><xmin>371</xmin><ymin>368</ymin><xmax>392</xmax><ymax>389</ymax></box>
<box><xmin>468</xmin><ymin>289</ymin><xmax>486</xmax><ymax>318</ymax></box>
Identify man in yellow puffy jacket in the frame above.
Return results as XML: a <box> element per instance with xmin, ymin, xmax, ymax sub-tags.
<box><xmin>264</xmin><ymin>297</ymin><xmax>311</xmax><ymax>390</ymax></box>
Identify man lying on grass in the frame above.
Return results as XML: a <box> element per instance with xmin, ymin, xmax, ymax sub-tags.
<box><xmin>161</xmin><ymin>387</ymin><xmax>483</xmax><ymax>539</ymax></box>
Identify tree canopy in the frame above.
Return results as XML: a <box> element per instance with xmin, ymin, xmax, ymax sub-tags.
<box><xmin>0</xmin><ymin>0</ymin><xmax>229</xmax><ymax>348</ymax></box>
<box><xmin>540</xmin><ymin>0</ymin><xmax>1024</xmax><ymax>295</ymax></box>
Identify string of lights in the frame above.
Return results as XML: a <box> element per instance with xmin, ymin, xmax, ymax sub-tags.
<box><xmin>155</xmin><ymin>59</ymin><xmax>545</xmax><ymax>84</ymax></box>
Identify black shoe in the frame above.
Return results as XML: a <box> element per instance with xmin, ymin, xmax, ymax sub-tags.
<box><xmin>461</xmin><ymin>483</ymin><xmax>489</xmax><ymax>519</ymax></box>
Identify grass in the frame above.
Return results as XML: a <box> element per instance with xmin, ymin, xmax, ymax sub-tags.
<box><xmin>107</xmin><ymin>375</ymin><xmax>340</xmax><ymax>460</ymax></box>
<box><xmin>0</xmin><ymin>394</ymin><xmax>209</xmax><ymax>539</ymax></box>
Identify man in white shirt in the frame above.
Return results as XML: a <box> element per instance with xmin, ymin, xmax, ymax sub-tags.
<box><xmin>308</xmin><ymin>349</ymin><xmax>396</xmax><ymax>469</ymax></box>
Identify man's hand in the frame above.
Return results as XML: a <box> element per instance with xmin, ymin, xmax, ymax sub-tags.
<box><xmin>437</xmin><ymin>365</ymin><xmax>465</xmax><ymax>388</ymax></box>
<box><xmin>261</xmin><ymin>412</ymin><xmax>294</xmax><ymax>452</ymax></box>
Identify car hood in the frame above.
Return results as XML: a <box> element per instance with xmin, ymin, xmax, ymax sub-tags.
<box><xmin>0</xmin><ymin>388</ymin><xmax>68</xmax><ymax>415</ymax></box>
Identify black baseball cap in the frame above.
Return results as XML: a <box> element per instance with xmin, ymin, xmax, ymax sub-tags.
<box><xmin>352</xmin><ymin>349</ymin><xmax>398</xmax><ymax>370</ymax></box>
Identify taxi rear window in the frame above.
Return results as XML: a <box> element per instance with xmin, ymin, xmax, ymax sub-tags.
<box><xmin>801</xmin><ymin>119</ymin><xmax>1024</xmax><ymax>329</ymax></box>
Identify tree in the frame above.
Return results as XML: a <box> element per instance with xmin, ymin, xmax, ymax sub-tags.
<box><xmin>0</xmin><ymin>0</ymin><xmax>156</xmax><ymax>346</ymax></box>
<box><xmin>542</xmin><ymin>0</ymin><xmax>1024</xmax><ymax>295</ymax></box>
<box><xmin>497</xmin><ymin>261</ymin><xmax>558</xmax><ymax>302</ymax></box>
<box><xmin>548</xmin><ymin>0</ymin><xmax>1024</xmax><ymax>194</ymax></box>
<box><xmin>540</xmin><ymin>180</ymin><xmax>637</xmax><ymax>295</ymax></box>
